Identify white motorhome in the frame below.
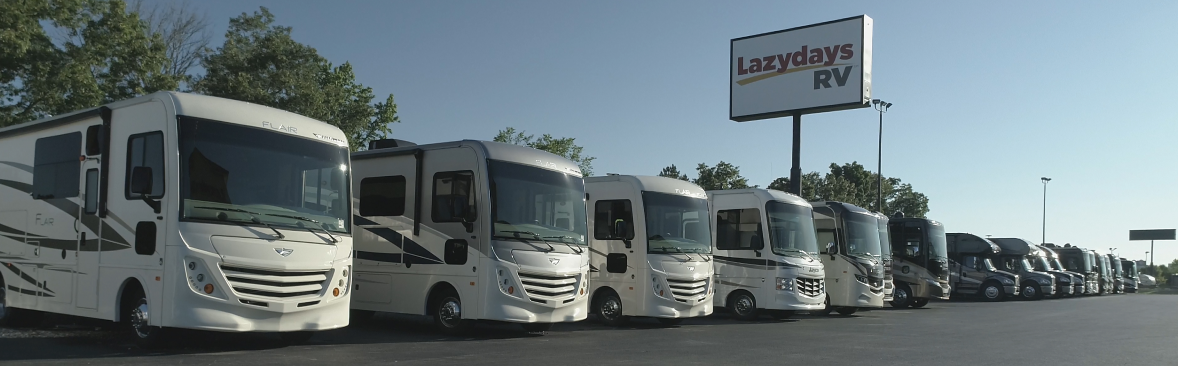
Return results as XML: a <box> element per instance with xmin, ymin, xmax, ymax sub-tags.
<box><xmin>707</xmin><ymin>189</ymin><xmax>825</xmax><ymax>320</ymax></box>
<box><xmin>0</xmin><ymin>92</ymin><xmax>354</xmax><ymax>346</ymax></box>
<box><xmin>584</xmin><ymin>175</ymin><xmax>713</xmax><ymax>326</ymax></box>
<box><xmin>348</xmin><ymin>140</ymin><xmax>590</xmax><ymax>333</ymax></box>
<box><xmin>811</xmin><ymin>201</ymin><xmax>885</xmax><ymax>315</ymax></box>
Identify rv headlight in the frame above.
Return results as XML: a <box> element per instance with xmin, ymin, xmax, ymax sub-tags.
<box><xmin>1036</xmin><ymin>277</ymin><xmax>1052</xmax><ymax>285</ymax></box>
<box><xmin>184</xmin><ymin>257</ymin><xmax>225</xmax><ymax>299</ymax></box>
<box><xmin>776</xmin><ymin>277</ymin><xmax>794</xmax><ymax>291</ymax></box>
<box><xmin>1000</xmin><ymin>277</ymin><xmax>1014</xmax><ymax>285</ymax></box>
<box><xmin>1060</xmin><ymin>276</ymin><xmax>1070</xmax><ymax>283</ymax></box>
<box><xmin>854</xmin><ymin>274</ymin><xmax>868</xmax><ymax>284</ymax></box>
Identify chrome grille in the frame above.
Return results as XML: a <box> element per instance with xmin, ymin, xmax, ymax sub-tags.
<box><xmin>221</xmin><ymin>265</ymin><xmax>330</xmax><ymax>301</ymax></box>
<box><xmin>666</xmin><ymin>276</ymin><xmax>708</xmax><ymax>302</ymax></box>
<box><xmin>519</xmin><ymin>271</ymin><xmax>579</xmax><ymax>303</ymax></box>
<box><xmin>795</xmin><ymin>277</ymin><xmax>824</xmax><ymax>297</ymax></box>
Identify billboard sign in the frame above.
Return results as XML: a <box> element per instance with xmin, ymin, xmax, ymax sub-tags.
<box><xmin>730</xmin><ymin>15</ymin><xmax>873</xmax><ymax>122</ymax></box>
<box><xmin>1129</xmin><ymin>229</ymin><xmax>1176</xmax><ymax>241</ymax></box>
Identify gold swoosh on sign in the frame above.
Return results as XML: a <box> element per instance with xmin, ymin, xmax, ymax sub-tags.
<box><xmin>736</xmin><ymin>63</ymin><xmax>846</xmax><ymax>86</ymax></box>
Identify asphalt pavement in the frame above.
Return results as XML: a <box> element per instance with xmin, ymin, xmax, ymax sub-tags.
<box><xmin>0</xmin><ymin>294</ymin><xmax>1173</xmax><ymax>365</ymax></box>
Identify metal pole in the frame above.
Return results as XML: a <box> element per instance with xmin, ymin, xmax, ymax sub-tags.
<box><xmin>1151</xmin><ymin>240</ymin><xmax>1155</xmax><ymax>268</ymax></box>
<box><xmin>876</xmin><ymin>108</ymin><xmax>883</xmax><ymax>212</ymax></box>
<box><xmin>1041</xmin><ymin>180</ymin><xmax>1048</xmax><ymax>244</ymax></box>
<box><xmin>789</xmin><ymin>114</ymin><xmax>802</xmax><ymax>196</ymax></box>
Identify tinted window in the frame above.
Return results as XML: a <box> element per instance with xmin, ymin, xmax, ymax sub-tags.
<box><xmin>84</xmin><ymin>169</ymin><xmax>99</xmax><ymax>214</ymax></box>
<box><xmin>32</xmin><ymin>132</ymin><xmax>82</xmax><ymax>199</ymax></box>
<box><xmin>715</xmin><ymin>208</ymin><xmax>762</xmax><ymax>250</ymax></box>
<box><xmin>594</xmin><ymin>200</ymin><xmax>633</xmax><ymax>240</ymax></box>
<box><xmin>432</xmin><ymin>171</ymin><xmax>474</xmax><ymax>223</ymax></box>
<box><xmin>359</xmin><ymin>176</ymin><xmax>406</xmax><ymax>216</ymax></box>
<box><xmin>126</xmin><ymin>132</ymin><xmax>164</xmax><ymax>198</ymax></box>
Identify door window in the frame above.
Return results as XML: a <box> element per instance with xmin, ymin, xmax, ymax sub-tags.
<box><xmin>963</xmin><ymin>255</ymin><xmax>978</xmax><ymax>269</ymax></box>
<box><xmin>432</xmin><ymin>171</ymin><xmax>475</xmax><ymax>223</ymax></box>
<box><xmin>593</xmin><ymin>200</ymin><xmax>633</xmax><ymax>240</ymax></box>
<box><xmin>32</xmin><ymin>132</ymin><xmax>82</xmax><ymax>199</ymax></box>
<box><xmin>125</xmin><ymin>132</ymin><xmax>164</xmax><ymax>198</ymax></box>
<box><xmin>715</xmin><ymin>208</ymin><xmax>762</xmax><ymax>250</ymax></box>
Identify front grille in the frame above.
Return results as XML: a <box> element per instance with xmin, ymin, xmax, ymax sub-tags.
<box><xmin>221</xmin><ymin>265</ymin><xmax>330</xmax><ymax>301</ymax></box>
<box><xmin>795</xmin><ymin>277</ymin><xmax>824</xmax><ymax>297</ymax></box>
<box><xmin>519</xmin><ymin>271</ymin><xmax>579</xmax><ymax>303</ymax></box>
<box><xmin>666</xmin><ymin>276</ymin><xmax>708</xmax><ymax>302</ymax></box>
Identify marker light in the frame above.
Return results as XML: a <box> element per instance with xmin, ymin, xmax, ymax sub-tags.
<box><xmin>333</xmin><ymin>288</ymin><xmax>341</xmax><ymax>297</ymax></box>
<box><xmin>508</xmin><ymin>286</ymin><xmax>515</xmax><ymax>295</ymax></box>
<box><xmin>203</xmin><ymin>284</ymin><xmax>214</xmax><ymax>294</ymax></box>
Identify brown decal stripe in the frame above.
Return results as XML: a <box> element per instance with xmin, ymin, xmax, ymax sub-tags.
<box><xmin>0</xmin><ymin>178</ymin><xmax>131</xmax><ymax>247</ymax></box>
<box><xmin>2</xmin><ymin>262</ymin><xmax>55</xmax><ymax>295</ymax></box>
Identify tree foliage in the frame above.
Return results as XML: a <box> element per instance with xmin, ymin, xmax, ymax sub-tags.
<box><xmin>657</xmin><ymin>164</ymin><xmax>689</xmax><ymax>181</ymax></box>
<box><xmin>493</xmin><ymin>127</ymin><xmax>595</xmax><ymax>176</ymax></box>
<box><xmin>1</xmin><ymin>0</ymin><xmax>178</xmax><ymax>127</ymax></box>
<box><xmin>659</xmin><ymin>161</ymin><xmax>752</xmax><ymax>190</ymax></box>
<box><xmin>192</xmin><ymin>7</ymin><xmax>397</xmax><ymax>151</ymax></box>
<box><xmin>770</xmin><ymin>162</ymin><xmax>930</xmax><ymax>217</ymax></box>
<box><xmin>131</xmin><ymin>0</ymin><xmax>211</xmax><ymax>88</ymax></box>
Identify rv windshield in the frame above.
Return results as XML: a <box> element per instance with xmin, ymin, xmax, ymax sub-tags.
<box><xmin>843</xmin><ymin>212</ymin><xmax>883</xmax><ymax>258</ymax></box>
<box><xmin>981</xmin><ymin>257</ymin><xmax>998</xmax><ymax>271</ymax></box>
<box><xmin>766</xmin><ymin>201</ymin><xmax>819</xmax><ymax>257</ymax></box>
<box><xmin>644</xmin><ymin>192</ymin><xmax>711</xmax><ymax>254</ymax></box>
<box><xmin>1051</xmin><ymin>258</ymin><xmax>1066</xmax><ymax>271</ymax></box>
<box><xmin>178</xmin><ymin>117</ymin><xmax>351</xmax><ymax>234</ymax></box>
<box><xmin>1123</xmin><ymin>262</ymin><xmax>1137</xmax><ymax>276</ymax></box>
<box><xmin>488</xmin><ymin>160</ymin><xmax>587</xmax><ymax>245</ymax></box>
<box><xmin>927</xmin><ymin>224</ymin><xmax>948</xmax><ymax>259</ymax></box>
<box><xmin>1033</xmin><ymin>256</ymin><xmax>1052</xmax><ymax>272</ymax></box>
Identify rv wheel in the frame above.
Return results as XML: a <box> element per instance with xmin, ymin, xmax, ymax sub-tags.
<box><xmin>980</xmin><ymin>282</ymin><xmax>1004</xmax><ymax>302</ymax></box>
<box><xmin>521</xmin><ymin>322</ymin><xmax>554</xmax><ymax>333</ymax></box>
<box><xmin>834</xmin><ymin>307</ymin><xmax>857</xmax><ymax>316</ymax></box>
<box><xmin>432</xmin><ymin>290</ymin><xmax>472</xmax><ymax>335</ymax></box>
<box><xmin>594</xmin><ymin>291</ymin><xmax>628</xmax><ymax>327</ymax></box>
<box><xmin>656</xmin><ymin>318</ymin><xmax>684</xmax><ymax>326</ymax></box>
<box><xmin>815</xmin><ymin>294</ymin><xmax>834</xmax><ymax>316</ymax></box>
<box><xmin>728</xmin><ymin>292</ymin><xmax>759</xmax><ymax>321</ymax></box>
<box><xmin>1020</xmin><ymin>283</ymin><xmax>1043</xmax><ymax>300</ymax></box>
<box><xmin>124</xmin><ymin>288</ymin><xmax>167</xmax><ymax>348</ymax></box>
<box><xmin>279</xmin><ymin>331</ymin><xmax>314</xmax><ymax>345</ymax></box>
<box><xmin>910</xmin><ymin>298</ymin><xmax>929</xmax><ymax>308</ymax></box>
<box><xmin>890</xmin><ymin>284</ymin><xmax>912</xmax><ymax>309</ymax></box>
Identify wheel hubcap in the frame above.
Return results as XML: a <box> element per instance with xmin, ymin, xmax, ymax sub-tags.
<box><xmin>895</xmin><ymin>289</ymin><xmax>909</xmax><ymax>303</ymax></box>
<box><xmin>984</xmin><ymin>286</ymin><xmax>999</xmax><ymax>298</ymax></box>
<box><xmin>131</xmin><ymin>299</ymin><xmax>151</xmax><ymax>338</ymax></box>
<box><xmin>439</xmin><ymin>298</ymin><xmax>462</xmax><ymax>327</ymax></box>
<box><xmin>1024</xmin><ymin>286</ymin><xmax>1037</xmax><ymax>298</ymax></box>
<box><xmin>735</xmin><ymin>296</ymin><xmax>753</xmax><ymax>314</ymax></box>
<box><xmin>601</xmin><ymin>298</ymin><xmax>621</xmax><ymax>320</ymax></box>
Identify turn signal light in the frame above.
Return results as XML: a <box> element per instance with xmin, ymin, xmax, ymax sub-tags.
<box><xmin>508</xmin><ymin>286</ymin><xmax>515</xmax><ymax>295</ymax></box>
<box><xmin>333</xmin><ymin>288</ymin><xmax>341</xmax><ymax>297</ymax></box>
<box><xmin>203</xmin><ymin>284</ymin><xmax>214</xmax><ymax>294</ymax></box>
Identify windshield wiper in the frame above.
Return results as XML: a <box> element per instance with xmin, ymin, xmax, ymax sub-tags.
<box><xmin>197</xmin><ymin>206</ymin><xmax>284</xmax><ymax>240</ymax></box>
<box><xmin>543</xmin><ymin>235</ymin><xmax>584</xmax><ymax>254</ymax></box>
<box><xmin>777</xmin><ymin>247</ymin><xmax>814</xmax><ymax>260</ymax></box>
<box><xmin>257</xmin><ymin>212</ymin><xmax>340</xmax><ymax>244</ymax></box>
<box><xmin>496</xmin><ymin>230</ymin><xmax>555</xmax><ymax>252</ymax></box>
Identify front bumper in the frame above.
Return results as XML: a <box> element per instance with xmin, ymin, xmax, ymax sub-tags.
<box><xmin>1004</xmin><ymin>284</ymin><xmax>1020</xmax><ymax>297</ymax></box>
<box><xmin>167</xmin><ymin>287</ymin><xmax>350</xmax><ymax>332</ymax></box>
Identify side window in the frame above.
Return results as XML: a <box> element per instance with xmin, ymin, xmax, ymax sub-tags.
<box><xmin>125</xmin><ymin>132</ymin><xmax>164</xmax><ymax>198</ymax></box>
<box><xmin>359</xmin><ymin>176</ymin><xmax>407</xmax><ymax>217</ymax></box>
<box><xmin>963</xmin><ymin>255</ymin><xmax>978</xmax><ymax>269</ymax></box>
<box><xmin>817</xmin><ymin>230</ymin><xmax>836</xmax><ymax>254</ymax></box>
<box><xmin>715</xmin><ymin>208</ymin><xmax>762</xmax><ymax>250</ymax></box>
<box><xmin>32</xmin><ymin>132</ymin><xmax>83</xmax><ymax>199</ymax></box>
<box><xmin>903</xmin><ymin>225</ymin><xmax>923</xmax><ymax>260</ymax></box>
<box><xmin>432</xmin><ymin>171</ymin><xmax>475</xmax><ymax>223</ymax></box>
<box><xmin>84</xmin><ymin>169</ymin><xmax>99</xmax><ymax>214</ymax></box>
<box><xmin>593</xmin><ymin>200</ymin><xmax>634</xmax><ymax>240</ymax></box>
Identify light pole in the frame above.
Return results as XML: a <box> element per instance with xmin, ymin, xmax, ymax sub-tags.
<box><xmin>872</xmin><ymin>99</ymin><xmax>892</xmax><ymax>212</ymax></box>
<box><xmin>1041</xmin><ymin>177</ymin><xmax>1051</xmax><ymax>244</ymax></box>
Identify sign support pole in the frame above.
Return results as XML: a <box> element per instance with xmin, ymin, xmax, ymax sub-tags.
<box><xmin>789</xmin><ymin>114</ymin><xmax>802</xmax><ymax>195</ymax></box>
<box><xmin>1151</xmin><ymin>240</ymin><xmax>1154</xmax><ymax>268</ymax></box>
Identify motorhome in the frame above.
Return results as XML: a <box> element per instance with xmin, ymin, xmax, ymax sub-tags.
<box><xmin>1049</xmin><ymin>244</ymin><xmax>1098</xmax><ymax>295</ymax></box>
<box><xmin>875</xmin><ymin>213</ymin><xmax>894</xmax><ymax>304</ymax></box>
<box><xmin>0</xmin><ymin>92</ymin><xmax>354</xmax><ymax>346</ymax></box>
<box><xmin>585</xmin><ymin>175</ymin><xmax>713</xmax><ymax>326</ymax></box>
<box><xmin>988</xmin><ymin>238</ymin><xmax>1060</xmax><ymax>300</ymax></box>
<box><xmin>945</xmin><ymin>233</ymin><xmax>1019</xmax><ymax>301</ymax></box>
<box><xmin>708</xmin><ymin>189</ymin><xmax>825</xmax><ymax>320</ymax></box>
<box><xmin>811</xmin><ymin>201</ymin><xmax>884</xmax><ymax>316</ymax></box>
<box><xmin>348</xmin><ymin>140</ymin><xmax>590</xmax><ymax>333</ymax></box>
<box><xmin>886</xmin><ymin>216</ymin><xmax>951</xmax><ymax>308</ymax></box>
<box><xmin>1092</xmin><ymin>250</ymin><xmax>1112</xmax><ymax>295</ymax></box>
<box><xmin>1037</xmin><ymin>245</ymin><xmax>1085</xmax><ymax>296</ymax></box>
<box><xmin>1107</xmin><ymin>254</ymin><xmax>1124</xmax><ymax>294</ymax></box>
<box><xmin>1120</xmin><ymin>258</ymin><xmax>1138</xmax><ymax>293</ymax></box>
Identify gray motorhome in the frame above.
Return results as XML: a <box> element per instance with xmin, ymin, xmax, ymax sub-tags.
<box><xmin>1120</xmin><ymin>258</ymin><xmax>1138</xmax><ymax>293</ymax></box>
<box><xmin>1037</xmin><ymin>245</ymin><xmax>1085</xmax><ymax>296</ymax></box>
<box><xmin>1107</xmin><ymin>254</ymin><xmax>1124</xmax><ymax>294</ymax></box>
<box><xmin>887</xmin><ymin>216</ymin><xmax>951</xmax><ymax>308</ymax></box>
<box><xmin>988</xmin><ymin>238</ymin><xmax>1061</xmax><ymax>300</ymax></box>
<box><xmin>945</xmin><ymin>233</ymin><xmax>1019</xmax><ymax>301</ymax></box>
<box><xmin>1092</xmin><ymin>250</ymin><xmax>1112</xmax><ymax>295</ymax></box>
<box><xmin>875</xmin><ymin>213</ymin><xmax>894</xmax><ymax>304</ymax></box>
<box><xmin>1048</xmin><ymin>244</ymin><xmax>1098</xmax><ymax>295</ymax></box>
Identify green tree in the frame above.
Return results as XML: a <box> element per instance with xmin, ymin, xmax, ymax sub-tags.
<box><xmin>192</xmin><ymin>7</ymin><xmax>398</xmax><ymax>151</ymax></box>
<box><xmin>768</xmin><ymin>162</ymin><xmax>930</xmax><ymax>217</ymax></box>
<box><xmin>493</xmin><ymin>127</ymin><xmax>595</xmax><ymax>176</ymax></box>
<box><xmin>1</xmin><ymin>0</ymin><xmax>178</xmax><ymax>127</ymax></box>
<box><xmin>693</xmin><ymin>161</ymin><xmax>751</xmax><ymax>190</ymax></box>
<box><xmin>657</xmin><ymin>165</ymin><xmax>689</xmax><ymax>181</ymax></box>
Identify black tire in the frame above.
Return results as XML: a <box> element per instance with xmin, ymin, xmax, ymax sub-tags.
<box><xmin>910</xmin><ymin>298</ymin><xmax>929</xmax><ymax>308</ymax></box>
<box><xmin>890</xmin><ymin>283</ymin><xmax>913</xmax><ymax>309</ymax></box>
<box><xmin>593</xmin><ymin>291</ymin><xmax>628</xmax><ymax>327</ymax></box>
<box><xmin>656</xmin><ymin>317</ymin><xmax>684</xmax><ymax>326</ymax></box>
<box><xmin>815</xmin><ymin>293</ymin><xmax>834</xmax><ymax>316</ymax></box>
<box><xmin>279</xmin><ymin>331</ymin><xmax>314</xmax><ymax>345</ymax></box>
<box><xmin>350</xmin><ymin>309</ymin><xmax>376</xmax><ymax>323</ymax></box>
<box><xmin>520</xmin><ymin>322</ymin><xmax>554</xmax><ymax>333</ymax></box>
<box><xmin>432</xmin><ymin>290</ymin><xmax>472</xmax><ymax>335</ymax></box>
<box><xmin>980</xmin><ymin>281</ymin><xmax>1004</xmax><ymax>302</ymax></box>
<box><xmin>1020</xmin><ymin>282</ymin><xmax>1044</xmax><ymax>301</ymax></box>
<box><xmin>728</xmin><ymin>292</ymin><xmax>759</xmax><ymax>321</ymax></box>
<box><xmin>771</xmin><ymin>310</ymin><xmax>796</xmax><ymax>320</ymax></box>
<box><xmin>123</xmin><ymin>286</ymin><xmax>167</xmax><ymax>348</ymax></box>
<box><xmin>834</xmin><ymin>307</ymin><xmax>857</xmax><ymax>316</ymax></box>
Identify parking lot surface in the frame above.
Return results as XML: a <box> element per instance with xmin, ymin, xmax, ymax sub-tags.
<box><xmin>0</xmin><ymin>294</ymin><xmax>1172</xmax><ymax>366</ymax></box>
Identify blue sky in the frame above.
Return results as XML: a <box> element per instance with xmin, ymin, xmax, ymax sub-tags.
<box><xmin>180</xmin><ymin>0</ymin><xmax>1178</xmax><ymax>266</ymax></box>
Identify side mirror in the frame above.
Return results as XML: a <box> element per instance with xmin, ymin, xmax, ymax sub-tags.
<box><xmin>826</xmin><ymin>242</ymin><xmax>837</xmax><ymax>254</ymax></box>
<box><xmin>613</xmin><ymin>220</ymin><xmax>631</xmax><ymax>248</ymax></box>
<box><xmin>130</xmin><ymin>166</ymin><xmax>153</xmax><ymax>195</ymax></box>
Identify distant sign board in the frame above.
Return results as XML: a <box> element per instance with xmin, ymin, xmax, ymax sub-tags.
<box><xmin>1129</xmin><ymin>229</ymin><xmax>1176</xmax><ymax>241</ymax></box>
<box><xmin>730</xmin><ymin>15</ymin><xmax>873</xmax><ymax>122</ymax></box>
